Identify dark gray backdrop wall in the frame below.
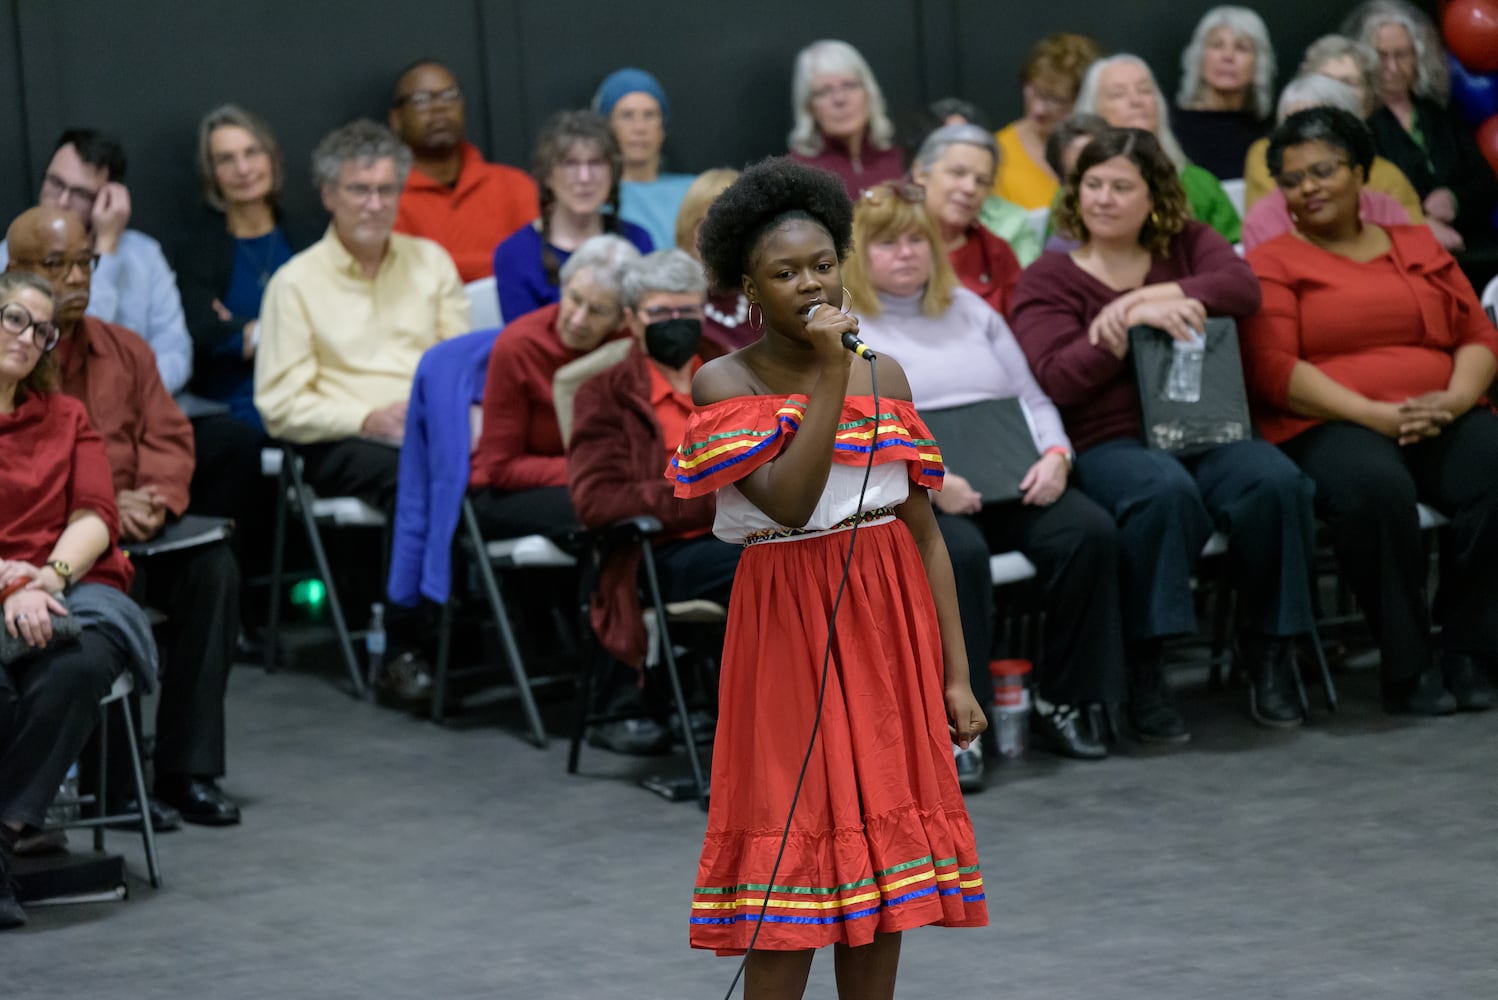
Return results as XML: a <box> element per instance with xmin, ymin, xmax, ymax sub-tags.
<box><xmin>0</xmin><ymin>0</ymin><xmax>1435</xmax><ymax>253</ymax></box>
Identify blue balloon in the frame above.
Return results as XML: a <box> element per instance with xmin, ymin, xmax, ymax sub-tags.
<box><xmin>1450</xmin><ymin>55</ymin><xmax>1498</xmax><ymax>124</ymax></box>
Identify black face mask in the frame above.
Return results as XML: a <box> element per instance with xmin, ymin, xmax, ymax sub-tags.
<box><xmin>644</xmin><ymin>318</ymin><xmax>702</xmax><ymax>369</ymax></box>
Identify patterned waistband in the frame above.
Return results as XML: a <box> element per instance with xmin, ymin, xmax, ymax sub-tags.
<box><xmin>742</xmin><ymin>507</ymin><xmax>897</xmax><ymax>546</ymax></box>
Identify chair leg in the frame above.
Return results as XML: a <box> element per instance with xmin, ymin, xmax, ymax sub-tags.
<box><xmin>432</xmin><ymin>598</ymin><xmax>455</xmax><ymax>724</ymax></box>
<box><xmin>639</xmin><ymin>539</ymin><xmax>709</xmax><ymax>811</ymax></box>
<box><xmin>264</xmin><ymin>457</ymin><xmax>291</xmax><ymax>674</ymax></box>
<box><xmin>1308</xmin><ymin>622</ymin><xmax>1338</xmax><ymax>713</ymax></box>
<box><xmin>462</xmin><ymin>500</ymin><xmax>548</xmax><ymax>748</ymax></box>
<box><xmin>568</xmin><ymin>632</ymin><xmax>599</xmax><ymax>776</ymax></box>
<box><xmin>287</xmin><ymin>452</ymin><xmax>367</xmax><ymax>699</ymax></box>
<box><xmin>118</xmin><ymin>698</ymin><xmax>162</xmax><ymax>889</ymax></box>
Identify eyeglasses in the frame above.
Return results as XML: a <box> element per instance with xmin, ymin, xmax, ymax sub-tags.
<box><xmin>1024</xmin><ymin>83</ymin><xmax>1073</xmax><ymax>108</ymax></box>
<box><xmin>0</xmin><ymin>301</ymin><xmax>60</xmax><ymax>353</ymax></box>
<box><xmin>393</xmin><ymin>86</ymin><xmax>462</xmax><ymax>111</ymax></box>
<box><xmin>559</xmin><ymin>156</ymin><xmax>610</xmax><ymax>177</ymax></box>
<box><xmin>641</xmin><ymin>304</ymin><xmax>703</xmax><ymax>322</ymax></box>
<box><xmin>810</xmin><ymin>79</ymin><xmax>865</xmax><ymax>103</ymax></box>
<box><xmin>40</xmin><ymin>173</ymin><xmax>100</xmax><ymax>208</ymax></box>
<box><xmin>861</xmin><ymin>182</ymin><xmax>926</xmax><ymax>205</ymax></box>
<box><xmin>10</xmin><ymin>253</ymin><xmax>100</xmax><ymax>282</ymax></box>
<box><xmin>1276</xmin><ymin>159</ymin><xmax>1348</xmax><ymax>190</ymax></box>
<box><xmin>340</xmin><ymin>182</ymin><xmax>401</xmax><ymax>204</ymax></box>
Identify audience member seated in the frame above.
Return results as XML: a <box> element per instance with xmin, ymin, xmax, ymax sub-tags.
<box><xmin>1241</xmin><ymin>107</ymin><xmax>1498</xmax><ymax>715</ymax></box>
<box><xmin>1077</xmin><ymin>55</ymin><xmax>1243</xmax><ymax>243</ymax></box>
<box><xmin>0</xmin><ymin>271</ymin><xmax>155</xmax><ymax>929</ymax></box>
<box><xmin>1040</xmin><ymin>113</ymin><xmax>1114</xmax><ymax>253</ymax></box>
<box><xmin>0</xmin><ymin>130</ymin><xmax>192</xmax><ymax>397</ymax></box>
<box><xmin>8</xmin><ymin>208</ymin><xmax>242</xmax><ymax>828</ymax></box>
<box><xmin>787</xmin><ymin>39</ymin><xmax>905</xmax><ymax>199</ymax></box>
<box><xmin>492</xmin><ymin>111</ymin><xmax>652</xmax><ymax>323</ymax></box>
<box><xmin>471</xmin><ymin>235</ymin><xmax>641</xmax><ymax>540</ymax></box>
<box><xmin>567</xmin><ymin>248</ymin><xmax>738</xmax><ymax>755</ymax></box>
<box><xmin>1242</xmin><ymin>77</ymin><xmax>1413</xmax><ymax>251</ymax></box>
<box><xmin>1345</xmin><ymin>0</ymin><xmax>1496</xmax><ymax>253</ymax></box>
<box><xmin>912</xmin><ymin>125</ymin><xmax>1026</xmax><ymax>317</ymax></box>
<box><xmin>1012</xmin><ymin>128</ymin><xmax>1318</xmax><ymax>739</ymax></box>
<box><xmin>993</xmin><ymin>33</ymin><xmax>1102</xmax><ymax>210</ymax></box>
<box><xmin>1170</xmin><ymin>6</ymin><xmax>1275</xmax><ymax>180</ymax></box>
<box><xmin>594</xmin><ymin>68</ymin><xmax>696</xmax><ymax>252</ymax></box>
<box><xmin>1244</xmin><ymin>34</ymin><xmax>1423</xmax><ymax>219</ymax></box>
<box><xmin>845</xmin><ymin>184</ymin><xmax>1123</xmax><ymax>760</ymax></box>
<box><xmin>674</xmin><ymin>169</ymin><xmax>754</xmax><ymax>350</ymax></box>
<box><xmin>256</xmin><ymin>119</ymin><xmax>469</xmax><ymax>512</ymax></box>
<box><xmin>390</xmin><ymin>60</ymin><xmax>538</xmax><ymax>283</ymax></box>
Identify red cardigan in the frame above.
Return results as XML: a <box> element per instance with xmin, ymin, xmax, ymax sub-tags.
<box><xmin>949</xmin><ymin>224</ymin><xmax>1022</xmax><ymax>319</ymax></box>
<box><xmin>0</xmin><ymin>392</ymin><xmax>133</xmax><ymax>592</ymax></box>
<box><xmin>1011</xmin><ymin>222</ymin><xmax>1262</xmax><ymax>452</ymax></box>
<box><xmin>568</xmin><ymin>343</ymin><xmax>724</xmax><ymax>667</ymax></box>
<box><xmin>470</xmin><ymin>303</ymin><xmax>627</xmax><ymax>492</ymax></box>
<box><xmin>1241</xmin><ymin>225</ymin><xmax>1498</xmax><ymax>444</ymax></box>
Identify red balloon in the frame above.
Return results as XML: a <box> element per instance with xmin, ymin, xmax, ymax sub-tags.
<box><xmin>1445</xmin><ymin>0</ymin><xmax>1498</xmax><ymax>73</ymax></box>
<box><xmin>1478</xmin><ymin>115</ymin><xmax>1498</xmax><ymax>178</ymax></box>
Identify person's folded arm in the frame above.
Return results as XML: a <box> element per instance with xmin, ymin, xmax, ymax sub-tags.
<box><xmin>1175</xmin><ymin>225</ymin><xmax>1262</xmax><ymax>316</ymax></box>
<box><xmin>131</xmin><ymin>346</ymin><xmax>195</xmax><ymax>516</ymax></box>
<box><xmin>1011</xmin><ymin>280</ymin><xmax>1127</xmax><ymax>408</ymax></box>
<box><xmin>254</xmin><ymin>274</ymin><xmax>369</xmax><ymax>442</ymax></box>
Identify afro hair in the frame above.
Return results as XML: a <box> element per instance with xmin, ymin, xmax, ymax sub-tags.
<box><xmin>696</xmin><ymin>156</ymin><xmax>855</xmax><ymax>292</ymax></box>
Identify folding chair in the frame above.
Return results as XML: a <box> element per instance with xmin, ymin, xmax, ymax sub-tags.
<box><xmin>44</xmin><ymin>672</ymin><xmax>162</xmax><ymax>889</ymax></box>
<box><xmin>262</xmin><ymin>446</ymin><xmax>387</xmax><ymax>698</ymax></box>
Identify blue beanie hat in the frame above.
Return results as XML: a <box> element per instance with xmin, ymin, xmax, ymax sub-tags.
<box><xmin>592</xmin><ymin>68</ymin><xmax>670</xmax><ymax>124</ymax></box>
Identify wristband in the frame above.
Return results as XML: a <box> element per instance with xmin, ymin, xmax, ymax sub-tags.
<box><xmin>0</xmin><ymin>580</ymin><xmax>29</xmax><ymax>603</ymax></box>
<box><xmin>1043</xmin><ymin>446</ymin><xmax>1074</xmax><ymax>470</ymax></box>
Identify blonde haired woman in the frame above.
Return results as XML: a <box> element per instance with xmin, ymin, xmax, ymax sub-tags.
<box><xmin>673</xmin><ymin>168</ymin><xmax>754</xmax><ymax>349</ymax></box>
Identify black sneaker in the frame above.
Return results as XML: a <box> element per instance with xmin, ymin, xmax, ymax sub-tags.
<box><xmin>952</xmin><ymin>740</ymin><xmax>985</xmax><ymax>793</ymax></box>
<box><xmin>1383</xmin><ymin>666</ymin><xmax>1458</xmax><ymax>716</ymax></box>
<box><xmin>0</xmin><ymin>849</ymin><xmax>26</xmax><ymax>930</ymax></box>
<box><xmin>1441</xmin><ymin>653</ymin><xmax>1495</xmax><ymax>712</ymax></box>
<box><xmin>588</xmin><ymin>718</ymin><xmax>672</xmax><ymax>756</ymax></box>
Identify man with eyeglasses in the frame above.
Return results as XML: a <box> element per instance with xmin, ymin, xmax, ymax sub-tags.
<box><xmin>388</xmin><ymin>60</ymin><xmax>539</xmax><ymax>283</ymax></box>
<box><xmin>0</xmin><ymin>129</ymin><xmax>192</xmax><ymax>398</ymax></box>
<box><xmin>6</xmin><ymin>206</ymin><xmax>244</xmax><ymax>829</ymax></box>
<box><xmin>564</xmin><ymin>249</ymin><xmax>738</xmax><ymax>754</ymax></box>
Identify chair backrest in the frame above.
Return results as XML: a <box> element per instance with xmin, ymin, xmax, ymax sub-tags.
<box><xmin>465</xmin><ymin>277</ymin><xmax>502</xmax><ymax>331</ymax></box>
<box><xmin>553</xmin><ymin>339</ymin><xmax>634</xmax><ymax>446</ymax></box>
<box><xmin>1221</xmin><ymin>178</ymin><xmax>1246</xmax><ymax>220</ymax></box>
<box><xmin>1481</xmin><ymin>275</ymin><xmax>1497</xmax><ymax>326</ymax></box>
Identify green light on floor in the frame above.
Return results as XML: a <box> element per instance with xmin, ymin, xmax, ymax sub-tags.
<box><xmin>289</xmin><ymin>579</ymin><xmax>327</xmax><ymax>608</ymax></box>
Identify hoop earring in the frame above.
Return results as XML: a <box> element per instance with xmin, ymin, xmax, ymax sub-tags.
<box><xmin>841</xmin><ymin>286</ymin><xmax>855</xmax><ymax>313</ymax></box>
<box><xmin>748</xmin><ymin>302</ymin><xmax>763</xmax><ymax>332</ymax></box>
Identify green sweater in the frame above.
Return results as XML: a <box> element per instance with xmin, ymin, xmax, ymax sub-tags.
<box><xmin>1180</xmin><ymin>163</ymin><xmax>1241</xmax><ymax>244</ymax></box>
<box><xmin>977</xmin><ymin>195</ymin><xmax>1043</xmax><ymax>266</ymax></box>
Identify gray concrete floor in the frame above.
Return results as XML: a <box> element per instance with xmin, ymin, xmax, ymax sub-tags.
<box><xmin>8</xmin><ymin>656</ymin><xmax>1497</xmax><ymax>999</ymax></box>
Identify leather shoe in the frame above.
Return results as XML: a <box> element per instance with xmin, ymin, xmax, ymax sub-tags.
<box><xmin>0</xmin><ymin>848</ymin><xmax>25</xmax><ymax>930</ymax></box>
<box><xmin>588</xmin><ymin>718</ymin><xmax>672</xmax><ymax>756</ymax></box>
<box><xmin>156</xmin><ymin>777</ymin><xmax>241</xmax><ymax>827</ymax></box>
<box><xmin>1245</xmin><ymin>635</ymin><xmax>1304</xmax><ymax>729</ymax></box>
<box><xmin>108</xmin><ymin>796</ymin><xmax>182</xmax><ymax>833</ymax></box>
<box><xmin>1127</xmin><ymin>652</ymin><xmax>1190</xmax><ymax>745</ymax></box>
<box><xmin>1441</xmin><ymin>653</ymin><xmax>1494</xmax><ymax>712</ymax></box>
<box><xmin>1031</xmin><ymin>703</ymin><xmax>1107</xmax><ymax>760</ymax></box>
<box><xmin>1383</xmin><ymin>666</ymin><xmax>1457</xmax><ymax>716</ymax></box>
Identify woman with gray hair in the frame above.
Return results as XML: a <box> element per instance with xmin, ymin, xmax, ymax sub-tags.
<box><xmin>471</xmin><ymin>234</ymin><xmax>642</xmax><ymax>540</ymax></box>
<box><xmin>787</xmin><ymin>39</ymin><xmax>905</xmax><ymax>199</ymax></box>
<box><xmin>1076</xmin><ymin>54</ymin><xmax>1242</xmax><ymax>242</ymax></box>
<box><xmin>1171</xmin><ymin>5</ymin><xmax>1277</xmax><ymax>180</ymax></box>
<box><xmin>1344</xmin><ymin>0</ymin><xmax>1494</xmax><ymax>254</ymax></box>
<box><xmin>911</xmin><ymin>124</ymin><xmax>1034</xmax><ymax>317</ymax></box>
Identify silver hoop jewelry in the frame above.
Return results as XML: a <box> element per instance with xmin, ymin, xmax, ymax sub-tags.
<box><xmin>747</xmin><ymin>302</ymin><xmax>763</xmax><ymax>332</ymax></box>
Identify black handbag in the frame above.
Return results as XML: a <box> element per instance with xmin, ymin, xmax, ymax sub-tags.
<box><xmin>0</xmin><ymin>598</ymin><xmax>82</xmax><ymax>666</ymax></box>
<box><xmin>1128</xmin><ymin>317</ymin><xmax>1253</xmax><ymax>458</ymax></box>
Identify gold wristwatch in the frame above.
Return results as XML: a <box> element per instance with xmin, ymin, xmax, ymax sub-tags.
<box><xmin>49</xmin><ymin>559</ymin><xmax>73</xmax><ymax>587</ymax></box>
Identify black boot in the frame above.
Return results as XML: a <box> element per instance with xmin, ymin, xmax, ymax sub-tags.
<box><xmin>1383</xmin><ymin>664</ymin><xmax>1457</xmax><ymax>716</ymax></box>
<box><xmin>1245</xmin><ymin>634</ymin><xmax>1304</xmax><ymax>729</ymax></box>
<box><xmin>1441</xmin><ymin>653</ymin><xmax>1495</xmax><ymax>712</ymax></box>
<box><xmin>1126</xmin><ymin>643</ymin><xmax>1190</xmax><ymax>745</ymax></box>
<box><xmin>0</xmin><ymin>844</ymin><xmax>26</xmax><ymax>930</ymax></box>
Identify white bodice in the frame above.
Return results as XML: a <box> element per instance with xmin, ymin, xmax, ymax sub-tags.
<box><xmin>712</xmin><ymin>463</ymin><xmax>911</xmax><ymax>544</ymax></box>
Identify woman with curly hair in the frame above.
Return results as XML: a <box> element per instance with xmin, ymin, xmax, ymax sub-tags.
<box><xmin>668</xmin><ymin>157</ymin><xmax>986</xmax><ymax>996</ymax></box>
<box><xmin>491</xmin><ymin>110</ymin><xmax>653</xmax><ymax>322</ymax></box>
<box><xmin>1011</xmin><ymin>128</ymin><xmax>1318</xmax><ymax>739</ymax></box>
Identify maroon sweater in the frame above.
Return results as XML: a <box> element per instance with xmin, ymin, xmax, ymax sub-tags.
<box><xmin>789</xmin><ymin>130</ymin><xmax>905</xmax><ymax>200</ymax></box>
<box><xmin>1010</xmin><ymin>223</ymin><xmax>1262</xmax><ymax>452</ymax></box>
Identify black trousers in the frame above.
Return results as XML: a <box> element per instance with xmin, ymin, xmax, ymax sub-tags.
<box><xmin>295</xmin><ymin>437</ymin><xmax>402</xmax><ymax>515</ymax></box>
<box><xmin>0</xmin><ymin>630</ymin><xmax>126</xmax><ymax>828</ymax></box>
<box><xmin>113</xmin><ymin>541</ymin><xmax>240</xmax><ymax>794</ymax></box>
<box><xmin>1279</xmin><ymin>412</ymin><xmax>1498</xmax><ymax>681</ymax></box>
<box><xmin>469</xmin><ymin>485</ymin><xmax>579</xmax><ymax>540</ymax></box>
<box><xmin>1073</xmin><ymin>438</ymin><xmax>1318</xmax><ymax>642</ymax></box>
<box><xmin>937</xmin><ymin>489</ymin><xmax>1126</xmax><ymax>708</ymax></box>
<box><xmin>190</xmin><ymin>412</ymin><xmax>274</xmax><ymax>582</ymax></box>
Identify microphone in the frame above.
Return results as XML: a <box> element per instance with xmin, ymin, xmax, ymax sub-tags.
<box><xmin>806</xmin><ymin>303</ymin><xmax>877</xmax><ymax>360</ymax></box>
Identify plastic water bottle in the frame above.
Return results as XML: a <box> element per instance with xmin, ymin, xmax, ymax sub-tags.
<box><xmin>1164</xmin><ymin>329</ymin><xmax>1206</xmax><ymax>403</ymax></box>
<box><xmin>988</xmin><ymin>659</ymin><xmax>1032</xmax><ymax>759</ymax></box>
<box><xmin>365</xmin><ymin>603</ymin><xmax>386</xmax><ymax>681</ymax></box>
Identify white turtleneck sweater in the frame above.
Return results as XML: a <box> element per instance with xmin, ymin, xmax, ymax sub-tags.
<box><xmin>856</xmin><ymin>285</ymin><xmax>1071</xmax><ymax>456</ymax></box>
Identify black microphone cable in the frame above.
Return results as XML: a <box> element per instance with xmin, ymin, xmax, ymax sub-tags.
<box><xmin>720</xmin><ymin>354</ymin><xmax>880</xmax><ymax>1000</ymax></box>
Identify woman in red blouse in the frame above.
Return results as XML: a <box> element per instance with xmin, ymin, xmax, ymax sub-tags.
<box><xmin>0</xmin><ymin>272</ymin><xmax>143</xmax><ymax>929</ymax></box>
<box><xmin>1242</xmin><ymin>107</ymin><xmax>1498</xmax><ymax>714</ymax></box>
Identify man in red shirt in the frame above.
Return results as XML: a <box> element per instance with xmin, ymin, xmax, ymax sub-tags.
<box><xmin>7</xmin><ymin>207</ymin><xmax>242</xmax><ymax>828</ymax></box>
<box><xmin>389</xmin><ymin>60</ymin><xmax>539</xmax><ymax>283</ymax></box>
<box><xmin>567</xmin><ymin>249</ymin><xmax>738</xmax><ymax>754</ymax></box>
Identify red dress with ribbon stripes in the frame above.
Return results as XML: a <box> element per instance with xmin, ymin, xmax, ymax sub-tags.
<box><xmin>667</xmin><ymin>394</ymin><xmax>987</xmax><ymax>955</ymax></box>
